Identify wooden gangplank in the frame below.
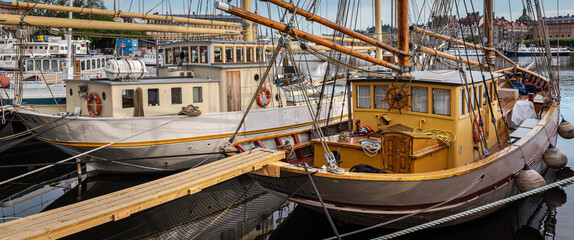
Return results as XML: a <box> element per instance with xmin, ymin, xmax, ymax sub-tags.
<box><xmin>0</xmin><ymin>148</ymin><xmax>284</xmax><ymax>240</ymax></box>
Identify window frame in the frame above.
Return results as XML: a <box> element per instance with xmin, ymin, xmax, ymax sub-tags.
<box><xmin>147</xmin><ymin>88</ymin><xmax>160</xmax><ymax>107</ymax></box>
<box><xmin>432</xmin><ymin>88</ymin><xmax>451</xmax><ymax>116</ymax></box>
<box><xmin>121</xmin><ymin>89</ymin><xmax>135</xmax><ymax>108</ymax></box>
<box><xmin>213</xmin><ymin>46</ymin><xmax>223</xmax><ymax>63</ymax></box>
<box><xmin>171</xmin><ymin>87</ymin><xmax>182</xmax><ymax>105</ymax></box>
<box><xmin>193</xmin><ymin>86</ymin><xmax>203</xmax><ymax>103</ymax></box>
<box><xmin>225</xmin><ymin>46</ymin><xmax>234</xmax><ymax>63</ymax></box>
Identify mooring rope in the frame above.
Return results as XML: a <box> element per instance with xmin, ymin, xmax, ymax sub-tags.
<box><xmin>373</xmin><ymin>175</ymin><xmax>574</xmax><ymax>240</ymax></box>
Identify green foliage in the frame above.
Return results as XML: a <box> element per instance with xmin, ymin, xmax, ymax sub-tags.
<box><xmin>464</xmin><ymin>35</ymin><xmax>480</xmax><ymax>43</ymax></box>
<box><xmin>23</xmin><ymin>0</ymin><xmax>146</xmax><ymax>50</ymax></box>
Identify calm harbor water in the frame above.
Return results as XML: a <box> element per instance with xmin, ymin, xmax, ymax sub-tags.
<box><xmin>2</xmin><ymin>56</ymin><xmax>574</xmax><ymax>239</ymax></box>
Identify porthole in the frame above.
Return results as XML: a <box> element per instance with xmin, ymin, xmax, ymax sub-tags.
<box><xmin>254</xmin><ymin>74</ymin><xmax>260</xmax><ymax>81</ymax></box>
<box><xmin>69</xmin><ymin>89</ymin><xmax>73</xmax><ymax>96</ymax></box>
<box><xmin>102</xmin><ymin>92</ymin><xmax>106</xmax><ymax>100</ymax></box>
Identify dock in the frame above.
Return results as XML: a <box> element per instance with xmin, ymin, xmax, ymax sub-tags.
<box><xmin>0</xmin><ymin>148</ymin><xmax>284</xmax><ymax>240</ymax></box>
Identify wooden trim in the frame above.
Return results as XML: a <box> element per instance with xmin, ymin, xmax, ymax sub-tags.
<box><xmin>224</xmin><ymin>46</ymin><xmax>235</xmax><ymax>63</ymax></box>
<box><xmin>199</xmin><ymin>46</ymin><xmax>208</xmax><ymax>63</ymax></box>
<box><xmin>235</xmin><ymin>46</ymin><xmax>245</xmax><ymax>63</ymax></box>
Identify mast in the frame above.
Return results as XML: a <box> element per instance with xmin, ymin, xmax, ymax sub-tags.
<box><xmin>375</xmin><ymin>0</ymin><xmax>383</xmax><ymax>59</ymax></box>
<box><xmin>65</xmin><ymin>0</ymin><xmax>73</xmax><ymax>80</ymax></box>
<box><xmin>242</xmin><ymin>0</ymin><xmax>254</xmax><ymax>41</ymax></box>
<box><xmin>397</xmin><ymin>0</ymin><xmax>409</xmax><ymax>73</ymax></box>
<box><xmin>483</xmin><ymin>0</ymin><xmax>496</xmax><ymax>68</ymax></box>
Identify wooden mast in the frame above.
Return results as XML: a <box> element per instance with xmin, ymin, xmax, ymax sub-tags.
<box><xmin>397</xmin><ymin>0</ymin><xmax>409</xmax><ymax>73</ymax></box>
<box><xmin>0</xmin><ymin>14</ymin><xmax>241</xmax><ymax>35</ymax></box>
<box><xmin>375</xmin><ymin>0</ymin><xmax>383</xmax><ymax>59</ymax></box>
<box><xmin>242</xmin><ymin>0</ymin><xmax>254</xmax><ymax>41</ymax></box>
<box><xmin>260</xmin><ymin>0</ymin><xmax>410</xmax><ymax>57</ymax></box>
<box><xmin>483</xmin><ymin>0</ymin><xmax>496</xmax><ymax>68</ymax></box>
<box><xmin>215</xmin><ymin>2</ymin><xmax>400</xmax><ymax>71</ymax></box>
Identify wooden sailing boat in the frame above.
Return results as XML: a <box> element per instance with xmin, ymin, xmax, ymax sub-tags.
<box><xmin>216</xmin><ymin>0</ymin><xmax>568</xmax><ymax>228</ymax></box>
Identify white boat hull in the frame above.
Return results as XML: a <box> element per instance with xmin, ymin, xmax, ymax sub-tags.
<box><xmin>15</xmin><ymin>100</ymin><xmax>347</xmax><ymax>173</ymax></box>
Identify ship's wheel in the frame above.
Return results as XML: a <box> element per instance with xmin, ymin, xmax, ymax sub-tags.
<box><xmin>385</xmin><ymin>84</ymin><xmax>411</xmax><ymax>113</ymax></box>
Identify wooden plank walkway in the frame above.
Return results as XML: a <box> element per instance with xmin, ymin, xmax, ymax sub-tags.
<box><xmin>0</xmin><ymin>148</ymin><xmax>284</xmax><ymax>240</ymax></box>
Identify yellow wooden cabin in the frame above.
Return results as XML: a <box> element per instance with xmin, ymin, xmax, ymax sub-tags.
<box><xmin>313</xmin><ymin>70</ymin><xmax>506</xmax><ymax>173</ymax></box>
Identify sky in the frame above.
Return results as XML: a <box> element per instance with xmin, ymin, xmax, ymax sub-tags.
<box><xmin>101</xmin><ymin>0</ymin><xmax>574</xmax><ymax>34</ymax></box>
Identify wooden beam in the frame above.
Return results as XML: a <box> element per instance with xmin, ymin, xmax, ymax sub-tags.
<box><xmin>261</xmin><ymin>0</ymin><xmax>410</xmax><ymax>57</ymax></box>
<box><xmin>12</xmin><ymin>1</ymin><xmax>242</xmax><ymax>27</ymax></box>
<box><xmin>416</xmin><ymin>45</ymin><xmax>485</xmax><ymax>68</ymax></box>
<box><xmin>0</xmin><ymin>149</ymin><xmax>284</xmax><ymax>240</ymax></box>
<box><xmin>0</xmin><ymin>14</ymin><xmax>240</xmax><ymax>35</ymax></box>
<box><xmin>215</xmin><ymin>2</ymin><xmax>399</xmax><ymax>71</ymax></box>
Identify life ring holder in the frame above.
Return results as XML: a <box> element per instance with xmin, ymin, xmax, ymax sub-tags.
<box><xmin>473</xmin><ymin>115</ymin><xmax>485</xmax><ymax>143</ymax></box>
<box><xmin>87</xmin><ymin>92</ymin><xmax>102</xmax><ymax>116</ymax></box>
<box><xmin>257</xmin><ymin>87</ymin><xmax>271</xmax><ymax>107</ymax></box>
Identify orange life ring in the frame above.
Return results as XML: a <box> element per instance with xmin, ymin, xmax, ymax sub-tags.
<box><xmin>473</xmin><ymin>115</ymin><xmax>485</xmax><ymax>142</ymax></box>
<box><xmin>257</xmin><ymin>87</ymin><xmax>271</xmax><ymax>107</ymax></box>
<box><xmin>87</xmin><ymin>92</ymin><xmax>102</xmax><ymax>116</ymax></box>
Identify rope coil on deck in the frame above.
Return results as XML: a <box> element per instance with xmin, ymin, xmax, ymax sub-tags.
<box><xmin>412</xmin><ymin>127</ymin><xmax>456</xmax><ymax>147</ymax></box>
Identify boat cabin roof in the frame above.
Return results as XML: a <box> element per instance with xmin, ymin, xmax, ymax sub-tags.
<box><xmin>66</xmin><ymin>77</ymin><xmax>219</xmax><ymax>85</ymax></box>
<box><xmin>349</xmin><ymin>70</ymin><xmax>501</xmax><ymax>86</ymax></box>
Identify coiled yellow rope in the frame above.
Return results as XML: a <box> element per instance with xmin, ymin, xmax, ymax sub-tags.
<box><xmin>413</xmin><ymin>127</ymin><xmax>457</xmax><ymax>147</ymax></box>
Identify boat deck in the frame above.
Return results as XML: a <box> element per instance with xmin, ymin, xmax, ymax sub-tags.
<box><xmin>0</xmin><ymin>148</ymin><xmax>284</xmax><ymax>240</ymax></box>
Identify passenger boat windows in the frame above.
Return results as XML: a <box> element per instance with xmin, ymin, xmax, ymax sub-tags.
<box><xmin>81</xmin><ymin>61</ymin><xmax>86</xmax><ymax>71</ymax></box>
<box><xmin>26</xmin><ymin>60</ymin><xmax>34</xmax><ymax>71</ymax></box>
<box><xmin>166</xmin><ymin>48</ymin><xmax>173</xmax><ymax>64</ymax></box>
<box><xmin>51</xmin><ymin>60</ymin><xmax>58</xmax><ymax>71</ymax></box>
<box><xmin>246</xmin><ymin>47</ymin><xmax>254</xmax><ymax>62</ymax></box>
<box><xmin>432</xmin><ymin>88</ymin><xmax>451</xmax><ymax>116</ymax></box>
<box><xmin>374</xmin><ymin>85</ymin><xmax>389</xmax><ymax>109</ymax></box>
<box><xmin>122</xmin><ymin>89</ymin><xmax>135</xmax><ymax>108</ymax></box>
<box><xmin>193</xmin><ymin>87</ymin><xmax>203</xmax><ymax>103</ymax></box>
<box><xmin>200</xmin><ymin>46</ymin><xmax>208</xmax><ymax>63</ymax></box>
<box><xmin>236</xmin><ymin>47</ymin><xmax>244</xmax><ymax>62</ymax></box>
<box><xmin>173</xmin><ymin>47</ymin><xmax>181</xmax><ymax>65</ymax></box>
<box><xmin>256</xmin><ymin>47</ymin><xmax>263</xmax><ymax>62</ymax></box>
<box><xmin>225</xmin><ymin>47</ymin><xmax>234</xmax><ymax>63</ymax></box>
<box><xmin>459</xmin><ymin>89</ymin><xmax>465</xmax><ymax>116</ymax></box>
<box><xmin>148</xmin><ymin>89</ymin><xmax>160</xmax><ymax>106</ymax></box>
<box><xmin>411</xmin><ymin>87</ymin><xmax>428</xmax><ymax>113</ymax></box>
<box><xmin>43</xmin><ymin>60</ymin><xmax>50</xmax><ymax>71</ymax></box>
<box><xmin>357</xmin><ymin>85</ymin><xmax>371</xmax><ymax>108</ymax></box>
<box><xmin>214</xmin><ymin>46</ymin><xmax>223</xmax><ymax>63</ymax></box>
<box><xmin>171</xmin><ymin>87</ymin><xmax>182</xmax><ymax>104</ymax></box>
<box><xmin>182</xmin><ymin>47</ymin><xmax>190</xmax><ymax>63</ymax></box>
<box><xmin>97</xmin><ymin>59</ymin><xmax>101</xmax><ymax>69</ymax></box>
<box><xmin>191</xmin><ymin>47</ymin><xmax>199</xmax><ymax>63</ymax></box>
<box><xmin>92</xmin><ymin>59</ymin><xmax>96</xmax><ymax>70</ymax></box>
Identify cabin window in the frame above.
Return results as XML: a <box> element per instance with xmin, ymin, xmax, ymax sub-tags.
<box><xmin>432</xmin><ymin>88</ymin><xmax>451</xmax><ymax>116</ymax></box>
<box><xmin>51</xmin><ymin>60</ymin><xmax>58</xmax><ymax>71</ymax></box>
<box><xmin>182</xmin><ymin>47</ymin><xmax>190</xmax><ymax>63</ymax></box>
<box><xmin>411</xmin><ymin>87</ymin><xmax>428</xmax><ymax>113</ymax></box>
<box><xmin>26</xmin><ymin>60</ymin><xmax>34</xmax><ymax>71</ymax></box>
<box><xmin>225</xmin><ymin>47</ymin><xmax>234</xmax><ymax>63</ymax></box>
<box><xmin>97</xmin><ymin>59</ymin><xmax>101</xmax><ymax>69</ymax></box>
<box><xmin>193</xmin><ymin>87</ymin><xmax>203</xmax><ymax>103</ymax></box>
<box><xmin>166</xmin><ymin>48</ymin><xmax>173</xmax><ymax>64</ymax></box>
<box><xmin>173</xmin><ymin>47</ymin><xmax>181</xmax><ymax>65</ymax></box>
<box><xmin>256</xmin><ymin>47</ymin><xmax>263</xmax><ymax>62</ymax></box>
<box><xmin>374</xmin><ymin>85</ymin><xmax>389</xmax><ymax>109</ymax></box>
<box><xmin>148</xmin><ymin>88</ymin><xmax>160</xmax><ymax>106</ymax></box>
<box><xmin>482</xmin><ymin>86</ymin><xmax>487</xmax><ymax>106</ymax></box>
<box><xmin>92</xmin><ymin>59</ymin><xmax>96</xmax><ymax>69</ymax></box>
<box><xmin>357</xmin><ymin>85</ymin><xmax>371</xmax><ymax>108</ymax></box>
<box><xmin>171</xmin><ymin>87</ymin><xmax>182</xmax><ymax>104</ymax></box>
<box><xmin>200</xmin><ymin>46</ymin><xmax>208</xmax><ymax>63</ymax></box>
<box><xmin>214</xmin><ymin>47</ymin><xmax>223</xmax><ymax>63</ymax></box>
<box><xmin>41</xmin><ymin>60</ymin><xmax>49</xmax><ymax>71</ymax></box>
<box><xmin>246</xmin><ymin>47</ymin><xmax>254</xmax><ymax>62</ymax></box>
<box><xmin>191</xmin><ymin>46</ymin><xmax>199</xmax><ymax>63</ymax></box>
<box><xmin>81</xmin><ymin>61</ymin><xmax>86</xmax><ymax>71</ymax></box>
<box><xmin>236</xmin><ymin>47</ymin><xmax>244</xmax><ymax>62</ymax></box>
<box><xmin>459</xmin><ymin>89</ymin><xmax>465</xmax><ymax>115</ymax></box>
<box><xmin>122</xmin><ymin>89</ymin><xmax>134</xmax><ymax>108</ymax></box>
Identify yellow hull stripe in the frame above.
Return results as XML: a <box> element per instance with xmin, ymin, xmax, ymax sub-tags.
<box><xmin>38</xmin><ymin>114</ymin><xmax>348</xmax><ymax>148</ymax></box>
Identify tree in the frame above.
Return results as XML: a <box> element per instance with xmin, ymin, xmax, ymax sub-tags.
<box><xmin>463</xmin><ymin>35</ymin><xmax>480</xmax><ymax>43</ymax></box>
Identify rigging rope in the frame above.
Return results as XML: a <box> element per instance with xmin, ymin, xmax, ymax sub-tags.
<box><xmin>412</xmin><ymin>127</ymin><xmax>456</xmax><ymax>147</ymax></box>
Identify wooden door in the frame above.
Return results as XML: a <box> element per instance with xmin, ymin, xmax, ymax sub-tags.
<box><xmin>383</xmin><ymin>135</ymin><xmax>411</xmax><ymax>173</ymax></box>
<box><xmin>227</xmin><ymin>71</ymin><xmax>241</xmax><ymax>111</ymax></box>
